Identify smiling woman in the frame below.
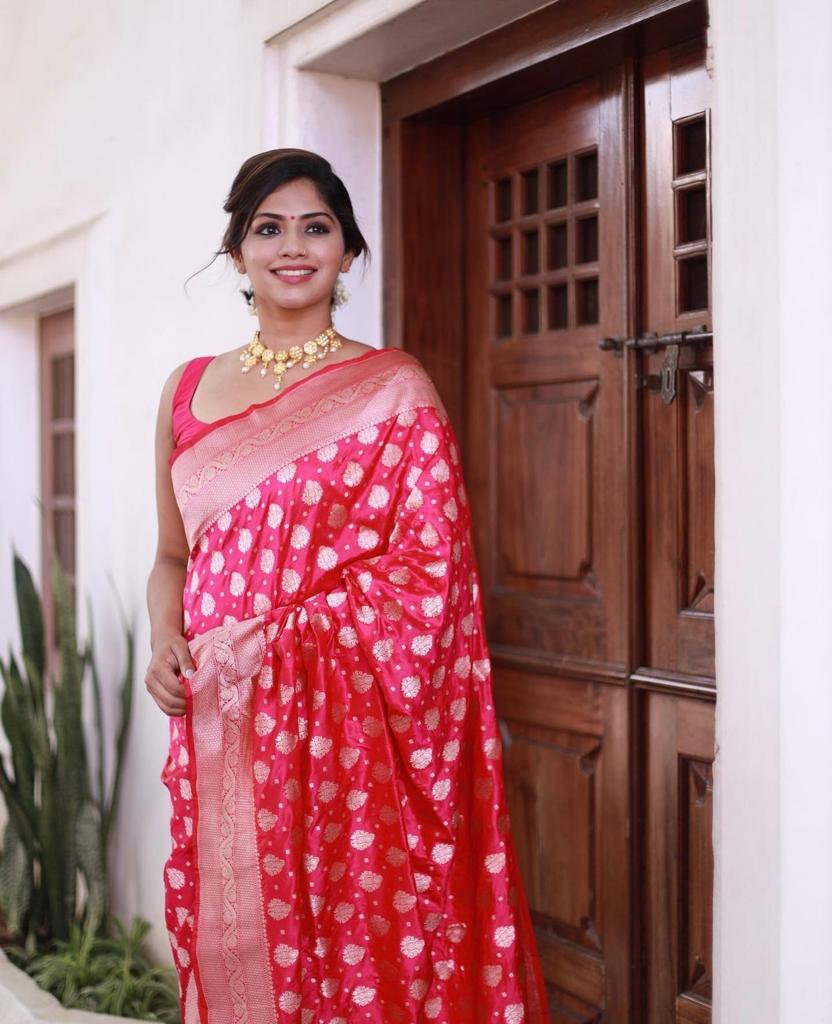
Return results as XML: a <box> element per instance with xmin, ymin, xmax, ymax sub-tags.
<box><xmin>146</xmin><ymin>148</ymin><xmax>550</xmax><ymax>1024</ymax></box>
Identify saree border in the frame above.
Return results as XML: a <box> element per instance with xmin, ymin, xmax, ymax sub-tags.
<box><xmin>171</xmin><ymin>348</ymin><xmax>448</xmax><ymax>550</ymax></box>
<box><xmin>184</xmin><ymin>617</ymin><xmax>273</xmax><ymax>1024</ymax></box>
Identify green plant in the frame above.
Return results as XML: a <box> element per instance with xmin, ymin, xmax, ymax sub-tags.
<box><xmin>0</xmin><ymin>539</ymin><xmax>134</xmax><ymax>949</ymax></box>
<box><xmin>5</xmin><ymin>913</ymin><xmax>180</xmax><ymax>1022</ymax></box>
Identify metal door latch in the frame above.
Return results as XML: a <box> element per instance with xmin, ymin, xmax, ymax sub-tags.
<box><xmin>599</xmin><ymin>327</ymin><xmax>713</xmax><ymax>405</ymax></box>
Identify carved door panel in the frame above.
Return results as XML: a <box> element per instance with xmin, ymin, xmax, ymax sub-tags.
<box><xmin>465</xmin><ymin>68</ymin><xmax>632</xmax><ymax>1022</ymax></box>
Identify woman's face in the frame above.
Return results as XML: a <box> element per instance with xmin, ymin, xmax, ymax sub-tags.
<box><xmin>233</xmin><ymin>177</ymin><xmax>354</xmax><ymax>316</ymax></box>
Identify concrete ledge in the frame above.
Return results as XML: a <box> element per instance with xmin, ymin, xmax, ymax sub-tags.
<box><xmin>0</xmin><ymin>948</ymin><xmax>132</xmax><ymax>1024</ymax></box>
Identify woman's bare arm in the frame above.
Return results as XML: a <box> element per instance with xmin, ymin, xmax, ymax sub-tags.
<box><xmin>145</xmin><ymin>364</ymin><xmax>195</xmax><ymax>714</ymax></box>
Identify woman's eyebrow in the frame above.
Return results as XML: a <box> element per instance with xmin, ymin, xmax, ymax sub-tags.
<box><xmin>253</xmin><ymin>211</ymin><xmax>334</xmax><ymax>221</ymax></box>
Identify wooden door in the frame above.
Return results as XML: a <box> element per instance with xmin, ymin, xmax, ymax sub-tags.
<box><xmin>464</xmin><ymin>68</ymin><xmax>633</xmax><ymax>1022</ymax></box>
<box><xmin>381</xmin><ymin>7</ymin><xmax>715</xmax><ymax>1021</ymax></box>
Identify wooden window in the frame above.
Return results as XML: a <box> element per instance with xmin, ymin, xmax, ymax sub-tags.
<box><xmin>39</xmin><ymin>309</ymin><xmax>76</xmax><ymax>666</ymax></box>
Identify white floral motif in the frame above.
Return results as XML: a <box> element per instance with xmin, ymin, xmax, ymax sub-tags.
<box><xmin>373</xmin><ymin>638</ymin><xmax>394</xmax><ymax>662</ymax></box>
<box><xmin>303</xmin><ymin>479</ymin><xmax>323</xmax><ymax>504</ymax></box>
<box><xmin>382</xmin><ymin>443</ymin><xmax>402</xmax><ymax>467</ymax></box>
<box><xmin>420</xmin><ymin>430</ymin><xmax>440</xmax><ymax>454</ymax></box>
<box><xmin>343</xmin><ymin>461</ymin><xmax>364</xmax><ymax>487</ymax></box>
<box><xmin>431</xmin><ymin>842</ymin><xmax>454</xmax><ymax>864</ymax></box>
<box><xmin>411</xmin><ymin>634</ymin><xmax>433</xmax><ymax>656</ymax></box>
<box><xmin>245</xmin><ymin>487</ymin><xmax>261</xmax><ymax>508</ymax></box>
<box><xmin>357</xmin><ymin>526</ymin><xmax>379</xmax><ymax>550</ymax></box>
<box><xmin>255</xmin><ymin>712</ymin><xmax>275</xmax><ymax>736</ymax></box>
<box><xmin>237</xmin><ymin>528</ymin><xmax>252</xmax><ymax>553</ymax></box>
<box><xmin>410</xmin><ymin>748</ymin><xmax>432</xmax><ymax>769</ymax></box>
<box><xmin>431</xmin><ymin>459</ymin><xmax>450</xmax><ymax>482</ymax></box>
<box><xmin>338</xmin><ymin>626</ymin><xmax>358</xmax><ymax>648</ymax></box>
<box><xmin>350</xmin><ymin>829</ymin><xmax>375</xmax><ymax>850</ymax></box>
<box><xmin>267</xmin><ymin>503</ymin><xmax>283</xmax><ymax>528</ymax></box>
<box><xmin>278</xmin><ymin>992</ymin><xmax>301</xmax><ymax>1013</ymax></box>
<box><xmin>401</xmin><ymin>936</ymin><xmax>425</xmax><ymax>958</ymax></box>
<box><xmin>432</xmin><ymin>779</ymin><xmax>451</xmax><ymax>800</ymax></box>
<box><xmin>359</xmin><ymin>871</ymin><xmax>382</xmax><ymax>891</ymax></box>
<box><xmin>351</xmin><ymin>986</ymin><xmax>376</xmax><ymax>1006</ymax></box>
<box><xmin>276</xmin><ymin>463</ymin><xmax>296</xmax><ymax>482</ymax></box>
<box><xmin>310</xmin><ymin>736</ymin><xmax>333</xmax><ymax>758</ymax></box>
<box><xmin>419</xmin><ymin>523</ymin><xmax>439</xmax><ymax>548</ymax></box>
<box><xmin>317</xmin><ymin>546</ymin><xmax>338</xmax><ymax>570</ymax></box>
<box><xmin>318</xmin><ymin>780</ymin><xmax>338</xmax><ymax>802</ymax></box>
<box><xmin>486</xmin><ymin>852</ymin><xmax>507</xmax><ymax>873</ymax></box>
<box><xmin>368</xmin><ymin>484</ymin><xmax>390</xmax><ymax>508</ymax></box>
<box><xmin>281</xmin><ymin>568</ymin><xmax>301</xmax><ymax>593</ymax></box>
<box><xmin>273</xmin><ymin>944</ymin><xmax>299</xmax><ymax>967</ymax></box>
<box><xmin>290</xmin><ymin>524</ymin><xmax>310</xmax><ymax>548</ymax></box>
<box><xmin>230</xmin><ymin>571</ymin><xmax>245</xmax><ymax>597</ymax></box>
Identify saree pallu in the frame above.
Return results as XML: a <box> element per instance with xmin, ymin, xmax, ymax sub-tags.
<box><xmin>161</xmin><ymin>347</ymin><xmax>550</xmax><ymax>1024</ymax></box>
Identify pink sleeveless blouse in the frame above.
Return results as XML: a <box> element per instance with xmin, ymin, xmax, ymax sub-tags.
<box><xmin>171</xmin><ymin>355</ymin><xmax>215</xmax><ymax>449</ymax></box>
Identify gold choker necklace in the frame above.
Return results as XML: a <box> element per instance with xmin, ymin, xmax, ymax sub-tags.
<box><xmin>239</xmin><ymin>325</ymin><xmax>343</xmax><ymax>391</ymax></box>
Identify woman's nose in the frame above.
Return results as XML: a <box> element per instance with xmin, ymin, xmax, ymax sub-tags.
<box><xmin>280</xmin><ymin>229</ymin><xmax>306</xmax><ymax>256</ymax></box>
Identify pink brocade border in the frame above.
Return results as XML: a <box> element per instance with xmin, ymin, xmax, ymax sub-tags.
<box><xmin>170</xmin><ymin>348</ymin><xmax>447</xmax><ymax>550</ymax></box>
<box><xmin>187</xmin><ymin>617</ymin><xmax>273</xmax><ymax>1024</ymax></box>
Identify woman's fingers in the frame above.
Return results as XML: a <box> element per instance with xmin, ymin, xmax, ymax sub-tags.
<box><xmin>145</xmin><ymin>640</ymin><xmax>192</xmax><ymax>716</ymax></box>
<box><xmin>169</xmin><ymin>635</ymin><xmax>197</xmax><ymax>679</ymax></box>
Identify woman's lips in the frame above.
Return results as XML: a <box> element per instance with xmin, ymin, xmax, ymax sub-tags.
<box><xmin>271</xmin><ymin>269</ymin><xmax>316</xmax><ymax>285</ymax></box>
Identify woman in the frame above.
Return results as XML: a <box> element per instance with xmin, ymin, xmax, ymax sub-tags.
<box><xmin>147</xmin><ymin>149</ymin><xmax>550</xmax><ymax>1023</ymax></box>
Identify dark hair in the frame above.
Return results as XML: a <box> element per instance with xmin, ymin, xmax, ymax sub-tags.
<box><xmin>185</xmin><ymin>148</ymin><xmax>371</xmax><ymax>301</ymax></box>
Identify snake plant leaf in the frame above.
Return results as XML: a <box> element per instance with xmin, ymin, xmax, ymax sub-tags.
<box><xmin>0</xmin><ymin>653</ymin><xmax>37</xmax><ymax>830</ymax></box>
<box><xmin>49</xmin><ymin>541</ymin><xmax>89</xmax><ymax>938</ymax></box>
<box><xmin>0</xmin><ymin>815</ymin><xmax>32</xmax><ymax>936</ymax></box>
<box><xmin>11</xmin><ymin>548</ymin><xmax>45</xmax><ymax>696</ymax></box>
<box><xmin>0</xmin><ymin>756</ymin><xmax>37</xmax><ymax>853</ymax></box>
<box><xmin>84</xmin><ymin>593</ymin><xmax>106</xmax><ymax>818</ymax></box>
<box><xmin>75</xmin><ymin>799</ymin><xmax>106</xmax><ymax>937</ymax></box>
<box><xmin>103</xmin><ymin>573</ymin><xmax>135</xmax><ymax>850</ymax></box>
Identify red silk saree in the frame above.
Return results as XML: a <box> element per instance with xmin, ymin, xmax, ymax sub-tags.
<box><xmin>161</xmin><ymin>346</ymin><xmax>550</xmax><ymax>1023</ymax></box>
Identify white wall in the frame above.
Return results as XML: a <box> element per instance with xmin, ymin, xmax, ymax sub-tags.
<box><xmin>711</xmin><ymin>0</ymin><xmax>832</xmax><ymax>1021</ymax></box>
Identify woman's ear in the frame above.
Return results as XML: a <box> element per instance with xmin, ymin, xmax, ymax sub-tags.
<box><xmin>341</xmin><ymin>251</ymin><xmax>355</xmax><ymax>273</ymax></box>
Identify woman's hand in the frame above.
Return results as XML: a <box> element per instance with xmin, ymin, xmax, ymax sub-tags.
<box><xmin>145</xmin><ymin>635</ymin><xmax>195</xmax><ymax>717</ymax></box>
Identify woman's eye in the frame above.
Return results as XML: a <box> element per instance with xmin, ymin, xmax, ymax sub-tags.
<box><xmin>257</xmin><ymin>222</ymin><xmax>330</xmax><ymax>235</ymax></box>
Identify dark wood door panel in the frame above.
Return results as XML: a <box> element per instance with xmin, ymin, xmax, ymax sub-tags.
<box><xmin>641</xmin><ymin>690</ymin><xmax>714</xmax><ymax>1024</ymax></box>
<box><xmin>494</xmin><ymin>670</ymin><xmax>629</xmax><ymax>1022</ymax></box>
<box><xmin>465</xmin><ymin>68</ymin><xmax>630</xmax><ymax>676</ymax></box>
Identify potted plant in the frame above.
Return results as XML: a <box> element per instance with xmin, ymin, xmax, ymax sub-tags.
<box><xmin>0</xmin><ymin>542</ymin><xmax>180</xmax><ymax>1022</ymax></box>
